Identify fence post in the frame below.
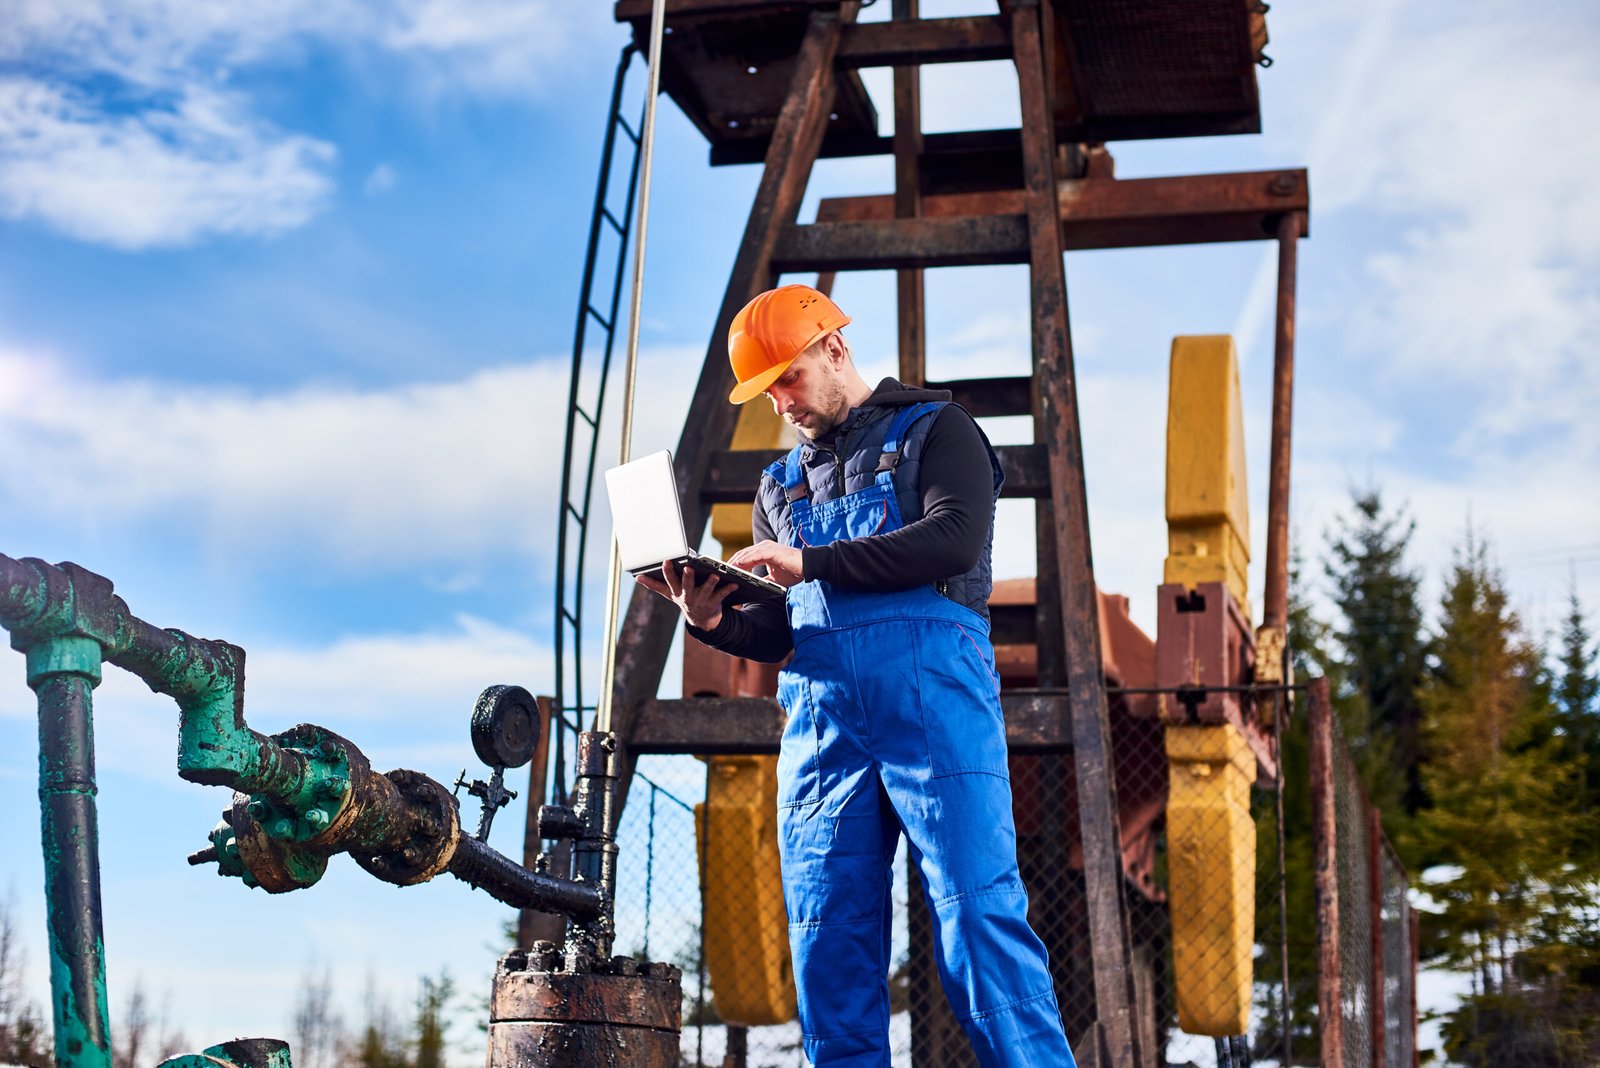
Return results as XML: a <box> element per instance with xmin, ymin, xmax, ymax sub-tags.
<box><xmin>1369</xmin><ymin>807</ymin><xmax>1386</xmax><ymax>1066</ymax></box>
<box><xmin>1410</xmin><ymin>909</ymin><xmax>1421</xmax><ymax>1068</ymax></box>
<box><xmin>1307</xmin><ymin>676</ymin><xmax>1344</xmax><ymax>1066</ymax></box>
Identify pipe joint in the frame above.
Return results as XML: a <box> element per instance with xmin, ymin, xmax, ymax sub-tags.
<box><xmin>3</xmin><ymin>559</ymin><xmax>130</xmax><ymax>688</ymax></box>
<box><xmin>26</xmin><ymin>635</ymin><xmax>103</xmax><ymax>686</ymax></box>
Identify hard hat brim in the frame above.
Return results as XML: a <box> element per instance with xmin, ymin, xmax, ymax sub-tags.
<box><xmin>727</xmin><ymin>355</ymin><xmax>795</xmax><ymax>405</ymax></box>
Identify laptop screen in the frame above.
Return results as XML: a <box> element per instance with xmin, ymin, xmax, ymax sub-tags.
<box><xmin>604</xmin><ymin>450</ymin><xmax>693</xmax><ymax>572</ymax></box>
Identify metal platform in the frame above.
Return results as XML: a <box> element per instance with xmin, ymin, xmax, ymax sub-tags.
<box><xmin>614</xmin><ymin>0</ymin><xmax>1268</xmax><ymax>167</ymax></box>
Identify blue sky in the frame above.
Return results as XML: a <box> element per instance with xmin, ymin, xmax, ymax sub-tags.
<box><xmin>1</xmin><ymin>0</ymin><xmax>1597</xmax><ymax>1062</ymax></box>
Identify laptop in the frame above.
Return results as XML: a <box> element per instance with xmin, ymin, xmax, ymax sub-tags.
<box><xmin>605</xmin><ymin>450</ymin><xmax>788</xmax><ymax>607</ymax></box>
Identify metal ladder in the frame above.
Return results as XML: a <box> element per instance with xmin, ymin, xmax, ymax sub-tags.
<box><xmin>550</xmin><ymin>44</ymin><xmax>645</xmax><ymax>804</ymax></box>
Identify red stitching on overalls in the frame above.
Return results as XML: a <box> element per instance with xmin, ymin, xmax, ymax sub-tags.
<box><xmin>957</xmin><ymin>624</ymin><xmax>1001</xmax><ymax>696</ymax></box>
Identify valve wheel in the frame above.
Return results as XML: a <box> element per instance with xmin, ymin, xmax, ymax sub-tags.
<box><xmin>471</xmin><ymin>684</ymin><xmax>540</xmax><ymax>769</ymax></box>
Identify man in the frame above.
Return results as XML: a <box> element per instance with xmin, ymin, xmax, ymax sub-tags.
<box><xmin>638</xmin><ymin>284</ymin><xmax>1074</xmax><ymax>1067</ymax></box>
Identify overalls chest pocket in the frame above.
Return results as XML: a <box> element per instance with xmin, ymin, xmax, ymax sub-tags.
<box><xmin>790</xmin><ymin>478</ymin><xmax>904</xmax><ymax>548</ymax></box>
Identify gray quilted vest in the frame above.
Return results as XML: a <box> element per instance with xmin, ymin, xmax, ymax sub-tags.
<box><xmin>757</xmin><ymin>396</ymin><xmax>1003</xmax><ymax>620</ymax></box>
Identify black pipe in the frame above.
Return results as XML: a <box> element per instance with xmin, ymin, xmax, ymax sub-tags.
<box><xmin>447</xmin><ymin>835</ymin><xmax>605</xmax><ymax>920</ymax></box>
<box><xmin>571</xmin><ymin>732</ymin><xmax>619</xmax><ymax>921</ymax></box>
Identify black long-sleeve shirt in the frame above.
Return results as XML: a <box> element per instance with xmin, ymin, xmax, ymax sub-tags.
<box><xmin>687</xmin><ymin>381</ymin><xmax>995</xmax><ymax>662</ymax></box>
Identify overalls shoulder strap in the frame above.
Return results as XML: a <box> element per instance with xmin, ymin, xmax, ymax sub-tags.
<box><xmin>766</xmin><ymin>443</ymin><xmax>811</xmax><ymax>503</ymax></box>
<box><xmin>874</xmin><ymin>401</ymin><xmax>946</xmax><ymax>474</ymax></box>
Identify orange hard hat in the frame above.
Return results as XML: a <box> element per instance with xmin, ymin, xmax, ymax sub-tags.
<box><xmin>726</xmin><ymin>284</ymin><xmax>851</xmax><ymax>405</ymax></box>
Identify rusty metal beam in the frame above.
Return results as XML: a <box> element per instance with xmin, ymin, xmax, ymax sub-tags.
<box><xmin>925</xmin><ymin>375</ymin><xmax>1032</xmax><ymax>417</ymax></box>
<box><xmin>517</xmin><ymin>696</ymin><xmax>564</xmax><ymax>949</ymax></box>
<box><xmin>836</xmin><ymin>15</ymin><xmax>1011</xmax><ymax>68</ymax></box>
<box><xmin>630</xmin><ymin>695</ymin><xmax>1077</xmax><ymax>753</ymax></box>
<box><xmin>1261</xmin><ymin>210</ymin><xmax>1302</xmax><ymax>632</ymax></box>
<box><xmin>1011</xmin><ymin>0</ymin><xmax>1141</xmax><ymax>1062</ymax></box>
<box><xmin>1308</xmin><ymin>675</ymin><xmax>1344</xmax><ymax>1066</ymax></box>
<box><xmin>810</xmin><ymin>168</ymin><xmax>1309</xmax><ymax>250</ymax></box>
<box><xmin>615</xmin><ymin>0</ymin><xmax>833</xmax><ymax>21</ymax></box>
<box><xmin>892</xmin><ymin>0</ymin><xmax>925</xmax><ymax>386</ymax></box>
<box><xmin>772</xmin><ymin>214</ymin><xmax>1029</xmax><ymax>272</ymax></box>
<box><xmin>702</xmin><ymin>444</ymin><xmax>1048</xmax><ymax>502</ymax></box>
<box><xmin>607</xmin><ymin>2</ymin><xmax>858</xmax><ymax>815</ymax></box>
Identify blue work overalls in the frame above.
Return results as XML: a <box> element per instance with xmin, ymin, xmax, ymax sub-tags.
<box><xmin>767</xmin><ymin>402</ymin><xmax>1075</xmax><ymax>1067</ymax></box>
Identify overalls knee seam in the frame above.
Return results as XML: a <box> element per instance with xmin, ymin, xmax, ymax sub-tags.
<box><xmin>788</xmin><ymin>916</ymin><xmax>882</xmax><ymax>932</ymax></box>
<box><xmin>929</xmin><ymin>766</ymin><xmax>1009</xmax><ymax>781</ymax></box>
<box><xmin>930</xmin><ymin>881</ymin><xmax>1024</xmax><ymax>911</ymax></box>
<box><xmin>959</xmin><ymin>987</ymin><xmax>1059</xmax><ymax>1023</ymax></box>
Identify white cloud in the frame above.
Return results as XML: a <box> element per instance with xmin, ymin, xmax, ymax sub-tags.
<box><xmin>0</xmin><ymin>0</ymin><xmax>600</xmax><ymax>247</ymax></box>
<box><xmin>0</xmin><ymin>77</ymin><xmax>335</xmax><ymax>249</ymax></box>
<box><xmin>1258</xmin><ymin>0</ymin><xmax>1600</xmax><ymax>450</ymax></box>
<box><xmin>0</xmin><ymin>345</ymin><xmax>695</xmax><ymax>570</ymax></box>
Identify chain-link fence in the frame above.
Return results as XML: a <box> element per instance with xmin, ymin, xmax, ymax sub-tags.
<box><xmin>1309</xmin><ymin>678</ymin><xmax>1416</xmax><ymax>1068</ymax></box>
<box><xmin>1332</xmin><ymin>726</ymin><xmax>1374</xmax><ymax>1068</ymax></box>
<box><xmin>587</xmin><ymin>674</ymin><xmax>1412</xmax><ymax>1068</ymax></box>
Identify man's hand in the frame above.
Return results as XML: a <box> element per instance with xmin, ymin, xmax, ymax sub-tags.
<box><xmin>728</xmin><ymin>541</ymin><xmax>803</xmax><ymax>587</ymax></box>
<box><xmin>636</xmin><ymin>562</ymin><xmax>738</xmax><ymax>631</ymax></box>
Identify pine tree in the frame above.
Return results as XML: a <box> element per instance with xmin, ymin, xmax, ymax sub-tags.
<box><xmin>1554</xmin><ymin>584</ymin><xmax>1599</xmax><ymax>869</ymax></box>
<box><xmin>412</xmin><ymin>970</ymin><xmax>455</xmax><ymax>1068</ymax></box>
<box><xmin>1415</xmin><ymin>530</ymin><xmax>1593</xmax><ymax>1063</ymax></box>
<box><xmin>1324</xmin><ymin>488</ymin><xmax>1428</xmax><ymax>818</ymax></box>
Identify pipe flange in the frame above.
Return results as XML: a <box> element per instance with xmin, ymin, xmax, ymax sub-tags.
<box><xmin>227</xmin><ymin>792</ymin><xmax>328</xmax><ymax>893</ymax></box>
<box><xmin>351</xmin><ymin>769</ymin><xmax>461</xmax><ymax>886</ymax></box>
<box><xmin>269</xmin><ymin>723</ymin><xmax>366</xmax><ymax>843</ymax></box>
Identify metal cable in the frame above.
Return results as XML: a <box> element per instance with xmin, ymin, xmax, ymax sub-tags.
<box><xmin>595</xmin><ymin>0</ymin><xmax>667</xmax><ymax>735</ymax></box>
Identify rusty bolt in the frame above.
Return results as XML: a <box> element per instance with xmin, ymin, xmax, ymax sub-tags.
<box><xmin>1269</xmin><ymin>173</ymin><xmax>1297</xmax><ymax>196</ymax></box>
<box><xmin>320</xmin><ymin>775</ymin><xmax>347</xmax><ymax>799</ymax></box>
<box><xmin>271</xmin><ymin>817</ymin><xmax>296</xmax><ymax>838</ymax></box>
<box><xmin>305</xmin><ymin>808</ymin><xmax>330</xmax><ymax>831</ymax></box>
<box><xmin>610</xmin><ymin>956</ymin><xmax>639</xmax><ymax>977</ymax></box>
<box><xmin>247</xmin><ymin>799</ymin><xmax>269</xmax><ymax>821</ymax></box>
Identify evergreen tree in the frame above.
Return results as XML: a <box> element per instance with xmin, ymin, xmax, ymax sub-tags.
<box><xmin>1554</xmin><ymin>583</ymin><xmax>1600</xmax><ymax>869</ymax></box>
<box><xmin>1415</xmin><ymin>530</ymin><xmax>1593</xmax><ymax>1063</ymax></box>
<box><xmin>412</xmin><ymin>970</ymin><xmax>455</xmax><ymax>1068</ymax></box>
<box><xmin>1324</xmin><ymin>488</ymin><xmax>1428</xmax><ymax>818</ymax></box>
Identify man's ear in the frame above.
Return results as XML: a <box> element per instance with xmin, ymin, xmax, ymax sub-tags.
<box><xmin>825</xmin><ymin>331</ymin><xmax>849</xmax><ymax>367</ymax></box>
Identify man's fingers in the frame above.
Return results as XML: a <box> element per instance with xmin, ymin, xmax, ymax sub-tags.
<box><xmin>637</xmin><ymin>574</ymin><xmax>669</xmax><ymax>597</ymax></box>
<box><xmin>662</xmin><ymin>563</ymin><xmax>683</xmax><ymax>597</ymax></box>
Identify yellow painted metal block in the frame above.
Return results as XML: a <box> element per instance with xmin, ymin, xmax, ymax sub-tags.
<box><xmin>711</xmin><ymin>398</ymin><xmax>794</xmax><ymax>550</ymax></box>
<box><xmin>1165</xmin><ymin>335</ymin><xmax>1251</xmax><ymax>613</ymax></box>
<box><xmin>696</xmin><ymin>756</ymin><xmax>797</xmax><ymax>1025</ymax></box>
<box><xmin>1164</xmin><ymin>723</ymin><xmax>1258</xmax><ymax>1036</ymax></box>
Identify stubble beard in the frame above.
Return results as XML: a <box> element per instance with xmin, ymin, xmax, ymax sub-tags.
<box><xmin>790</xmin><ymin>371</ymin><xmax>850</xmax><ymax>440</ymax></box>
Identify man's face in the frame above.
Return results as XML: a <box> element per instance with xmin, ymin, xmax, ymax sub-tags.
<box><xmin>764</xmin><ymin>336</ymin><xmax>849</xmax><ymax>439</ymax></box>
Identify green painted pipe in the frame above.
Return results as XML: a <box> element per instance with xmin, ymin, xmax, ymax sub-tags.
<box><xmin>29</xmin><ymin>639</ymin><xmax>112</xmax><ymax>1068</ymax></box>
